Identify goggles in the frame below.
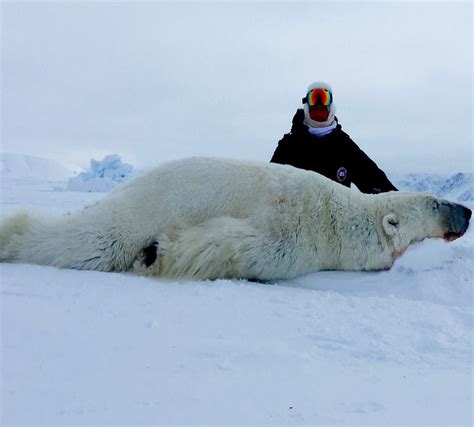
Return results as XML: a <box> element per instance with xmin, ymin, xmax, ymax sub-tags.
<box><xmin>302</xmin><ymin>88</ymin><xmax>333</xmax><ymax>107</ymax></box>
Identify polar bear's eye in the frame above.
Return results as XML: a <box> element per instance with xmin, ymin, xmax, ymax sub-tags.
<box><xmin>432</xmin><ymin>200</ymin><xmax>440</xmax><ymax>212</ymax></box>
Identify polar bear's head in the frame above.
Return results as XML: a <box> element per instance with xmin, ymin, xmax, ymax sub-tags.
<box><xmin>380</xmin><ymin>194</ymin><xmax>471</xmax><ymax>253</ymax></box>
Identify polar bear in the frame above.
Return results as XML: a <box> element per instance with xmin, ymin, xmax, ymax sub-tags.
<box><xmin>0</xmin><ymin>157</ymin><xmax>471</xmax><ymax>281</ymax></box>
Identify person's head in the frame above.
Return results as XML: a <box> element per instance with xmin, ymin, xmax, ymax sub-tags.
<box><xmin>302</xmin><ymin>82</ymin><xmax>336</xmax><ymax>128</ymax></box>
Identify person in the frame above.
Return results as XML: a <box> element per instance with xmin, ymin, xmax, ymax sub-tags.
<box><xmin>270</xmin><ymin>82</ymin><xmax>398</xmax><ymax>194</ymax></box>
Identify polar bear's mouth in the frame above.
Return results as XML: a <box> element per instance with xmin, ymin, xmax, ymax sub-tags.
<box><xmin>443</xmin><ymin>231</ymin><xmax>464</xmax><ymax>242</ymax></box>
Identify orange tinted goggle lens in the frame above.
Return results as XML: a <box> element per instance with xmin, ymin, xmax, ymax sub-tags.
<box><xmin>307</xmin><ymin>89</ymin><xmax>332</xmax><ymax>106</ymax></box>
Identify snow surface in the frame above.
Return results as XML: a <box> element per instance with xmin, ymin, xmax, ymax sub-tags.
<box><xmin>66</xmin><ymin>154</ymin><xmax>134</xmax><ymax>192</ymax></box>
<box><xmin>1</xmin><ymin>158</ymin><xmax>473</xmax><ymax>426</ymax></box>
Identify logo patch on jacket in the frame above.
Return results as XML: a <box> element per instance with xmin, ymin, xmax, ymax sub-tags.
<box><xmin>336</xmin><ymin>167</ymin><xmax>347</xmax><ymax>182</ymax></box>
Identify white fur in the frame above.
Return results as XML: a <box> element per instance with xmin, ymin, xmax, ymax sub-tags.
<box><xmin>0</xmin><ymin>157</ymin><xmax>462</xmax><ymax>280</ymax></box>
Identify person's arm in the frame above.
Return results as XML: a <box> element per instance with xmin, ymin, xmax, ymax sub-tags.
<box><xmin>349</xmin><ymin>142</ymin><xmax>398</xmax><ymax>194</ymax></box>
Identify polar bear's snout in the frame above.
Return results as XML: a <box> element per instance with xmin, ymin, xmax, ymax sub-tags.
<box><xmin>441</xmin><ymin>202</ymin><xmax>471</xmax><ymax>241</ymax></box>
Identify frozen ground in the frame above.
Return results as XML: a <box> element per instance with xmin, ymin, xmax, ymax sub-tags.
<box><xmin>1</xmin><ymin>160</ymin><xmax>473</xmax><ymax>426</ymax></box>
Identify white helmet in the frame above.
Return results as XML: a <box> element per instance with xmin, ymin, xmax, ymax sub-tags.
<box><xmin>302</xmin><ymin>81</ymin><xmax>336</xmax><ymax>128</ymax></box>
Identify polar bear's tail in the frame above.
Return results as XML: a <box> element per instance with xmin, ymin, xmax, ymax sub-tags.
<box><xmin>0</xmin><ymin>212</ymin><xmax>35</xmax><ymax>262</ymax></box>
<box><xmin>0</xmin><ymin>212</ymin><xmax>67</xmax><ymax>267</ymax></box>
<box><xmin>0</xmin><ymin>211</ymin><xmax>128</xmax><ymax>271</ymax></box>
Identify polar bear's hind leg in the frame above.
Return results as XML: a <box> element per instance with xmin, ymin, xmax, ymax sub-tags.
<box><xmin>139</xmin><ymin>217</ymin><xmax>285</xmax><ymax>281</ymax></box>
<box><xmin>0</xmin><ymin>212</ymin><xmax>33</xmax><ymax>262</ymax></box>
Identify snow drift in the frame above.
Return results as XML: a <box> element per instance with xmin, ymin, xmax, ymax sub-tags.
<box><xmin>0</xmin><ymin>152</ymin><xmax>76</xmax><ymax>181</ymax></box>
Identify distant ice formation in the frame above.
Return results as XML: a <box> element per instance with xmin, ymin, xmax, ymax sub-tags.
<box><xmin>66</xmin><ymin>155</ymin><xmax>134</xmax><ymax>192</ymax></box>
<box><xmin>393</xmin><ymin>172</ymin><xmax>473</xmax><ymax>202</ymax></box>
<box><xmin>1</xmin><ymin>152</ymin><xmax>471</xmax><ymax>199</ymax></box>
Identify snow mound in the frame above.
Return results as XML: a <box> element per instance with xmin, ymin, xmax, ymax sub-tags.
<box><xmin>393</xmin><ymin>172</ymin><xmax>473</xmax><ymax>202</ymax></box>
<box><xmin>66</xmin><ymin>154</ymin><xmax>134</xmax><ymax>192</ymax></box>
<box><xmin>0</xmin><ymin>153</ymin><xmax>75</xmax><ymax>181</ymax></box>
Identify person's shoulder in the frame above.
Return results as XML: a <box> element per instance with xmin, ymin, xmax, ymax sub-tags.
<box><xmin>333</xmin><ymin>120</ymin><xmax>357</xmax><ymax>145</ymax></box>
<box><xmin>291</xmin><ymin>108</ymin><xmax>305</xmax><ymax>125</ymax></box>
<box><xmin>290</xmin><ymin>109</ymin><xmax>307</xmax><ymax>134</ymax></box>
<box><xmin>277</xmin><ymin>132</ymin><xmax>293</xmax><ymax>146</ymax></box>
<box><xmin>331</xmin><ymin>119</ymin><xmax>347</xmax><ymax>137</ymax></box>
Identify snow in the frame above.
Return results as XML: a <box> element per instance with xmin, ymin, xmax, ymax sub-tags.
<box><xmin>1</xmin><ymin>158</ymin><xmax>473</xmax><ymax>425</ymax></box>
<box><xmin>66</xmin><ymin>154</ymin><xmax>134</xmax><ymax>192</ymax></box>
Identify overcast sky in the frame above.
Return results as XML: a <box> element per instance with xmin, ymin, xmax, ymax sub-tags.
<box><xmin>1</xmin><ymin>1</ymin><xmax>472</xmax><ymax>173</ymax></box>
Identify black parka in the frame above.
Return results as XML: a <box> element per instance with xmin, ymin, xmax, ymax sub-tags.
<box><xmin>271</xmin><ymin>109</ymin><xmax>398</xmax><ymax>194</ymax></box>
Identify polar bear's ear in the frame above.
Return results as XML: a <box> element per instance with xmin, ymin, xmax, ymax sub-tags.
<box><xmin>382</xmin><ymin>213</ymin><xmax>399</xmax><ymax>237</ymax></box>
